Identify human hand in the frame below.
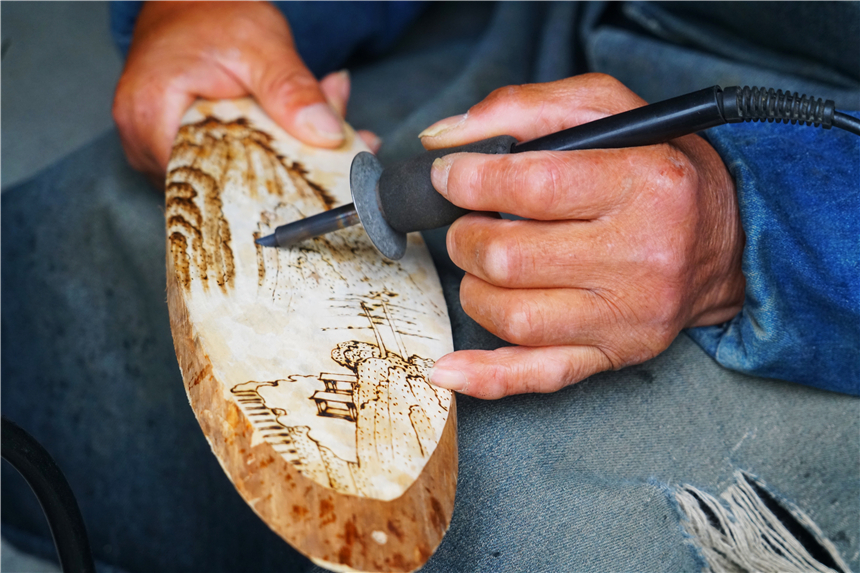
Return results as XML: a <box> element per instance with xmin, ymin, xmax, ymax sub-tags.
<box><xmin>113</xmin><ymin>1</ymin><xmax>380</xmax><ymax>185</ymax></box>
<box><xmin>420</xmin><ymin>74</ymin><xmax>746</xmax><ymax>399</ymax></box>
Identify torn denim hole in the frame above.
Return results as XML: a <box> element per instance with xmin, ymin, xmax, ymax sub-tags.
<box><xmin>675</xmin><ymin>470</ymin><xmax>851</xmax><ymax>573</ymax></box>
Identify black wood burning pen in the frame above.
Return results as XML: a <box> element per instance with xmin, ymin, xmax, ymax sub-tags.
<box><xmin>255</xmin><ymin>85</ymin><xmax>859</xmax><ymax>260</ymax></box>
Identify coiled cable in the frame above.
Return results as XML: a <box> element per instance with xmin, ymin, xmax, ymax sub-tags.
<box><xmin>721</xmin><ymin>85</ymin><xmax>859</xmax><ymax>135</ymax></box>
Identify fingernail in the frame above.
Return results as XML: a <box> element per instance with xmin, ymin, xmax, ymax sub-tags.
<box><xmin>428</xmin><ymin>367</ymin><xmax>468</xmax><ymax>392</ymax></box>
<box><xmin>297</xmin><ymin>103</ymin><xmax>344</xmax><ymax>141</ymax></box>
<box><xmin>431</xmin><ymin>155</ymin><xmax>455</xmax><ymax>198</ymax></box>
<box><xmin>419</xmin><ymin>113</ymin><xmax>468</xmax><ymax>138</ymax></box>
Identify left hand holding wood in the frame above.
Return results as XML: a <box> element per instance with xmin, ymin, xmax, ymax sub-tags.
<box><xmin>420</xmin><ymin>74</ymin><xmax>746</xmax><ymax>399</ymax></box>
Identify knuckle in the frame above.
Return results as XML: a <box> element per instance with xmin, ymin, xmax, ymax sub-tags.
<box><xmin>643</xmin><ymin>293</ymin><xmax>684</xmax><ymax>352</ymax></box>
<box><xmin>527</xmin><ymin>155</ymin><xmax>567</xmax><ymax>213</ymax></box>
<box><xmin>481</xmin><ymin>368</ymin><xmax>511</xmax><ymax>400</ymax></box>
<box><xmin>641</xmin><ymin>316</ymin><xmax>681</xmax><ymax>358</ymax></box>
<box><xmin>497</xmin><ymin>298</ymin><xmax>541</xmax><ymax>344</ymax></box>
<box><xmin>263</xmin><ymin>67</ymin><xmax>318</xmax><ymax>103</ymax></box>
<box><xmin>454</xmin><ymin>157</ymin><xmax>484</xmax><ymax>204</ymax></box>
<box><xmin>649</xmin><ymin>147</ymin><xmax>700</xmax><ymax>197</ymax></box>
<box><xmin>475</xmin><ymin>84</ymin><xmax>533</xmax><ymax>116</ymax></box>
<box><xmin>676</xmin><ymin>155</ymin><xmax>699</xmax><ymax>188</ymax></box>
<box><xmin>654</xmin><ymin>320</ymin><xmax>680</xmax><ymax>350</ymax></box>
<box><xmin>484</xmin><ymin>84</ymin><xmax>524</xmax><ymax>106</ymax></box>
<box><xmin>650</xmin><ymin>290</ymin><xmax>683</xmax><ymax>334</ymax></box>
<box><xmin>583</xmin><ymin>72</ymin><xmax>625</xmax><ymax>91</ymax></box>
<box><xmin>535</xmin><ymin>358</ymin><xmax>575</xmax><ymax>393</ymax></box>
<box><xmin>580</xmin><ymin>73</ymin><xmax>644</xmax><ymax>114</ymax></box>
<box><xmin>644</xmin><ymin>242</ymin><xmax>686</xmax><ymax>282</ymax></box>
<box><xmin>113</xmin><ymin>75</ymin><xmax>162</xmax><ymax>138</ymax></box>
<box><xmin>112</xmin><ymin>74</ymin><xmax>144</xmax><ymax>128</ymax></box>
<box><xmin>480</xmin><ymin>236</ymin><xmax>518</xmax><ymax>285</ymax></box>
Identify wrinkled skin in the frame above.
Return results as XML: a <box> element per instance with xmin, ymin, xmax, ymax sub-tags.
<box><xmin>421</xmin><ymin>74</ymin><xmax>746</xmax><ymax>399</ymax></box>
<box><xmin>113</xmin><ymin>1</ymin><xmax>379</xmax><ymax>185</ymax></box>
<box><xmin>114</xmin><ymin>6</ymin><xmax>744</xmax><ymax>399</ymax></box>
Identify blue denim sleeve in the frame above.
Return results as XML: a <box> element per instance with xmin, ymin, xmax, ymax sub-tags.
<box><xmin>686</xmin><ymin>112</ymin><xmax>860</xmax><ymax>396</ymax></box>
<box><xmin>274</xmin><ymin>1</ymin><xmax>426</xmax><ymax>77</ymax></box>
<box><xmin>108</xmin><ymin>1</ymin><xmax>426</xmax><ymax>76</ymax></box>
<box><xmin>108</xmin><ymin>1</ymin><xmax>143</xmax><ymax>57</ymax></box>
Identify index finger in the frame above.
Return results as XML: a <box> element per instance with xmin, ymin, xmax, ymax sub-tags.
<box><xmin>420</xmin><ymin>74</ymin><xmax>646</xmax><ymax>149</ymax></box>
<box><xmin>432</xmin><ymin>146</ymin><xmax>662</xmax><ymax>220</ymax></box>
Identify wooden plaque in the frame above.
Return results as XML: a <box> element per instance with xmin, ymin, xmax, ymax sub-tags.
<box><xmin>164</xmin><ymin>98</ymin><xmax>457</xmax><ymax>572</ymax></box>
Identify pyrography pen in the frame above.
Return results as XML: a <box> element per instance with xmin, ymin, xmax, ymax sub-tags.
<box><xmin>256</xmin><ymin>85</ymin><xmax>860</xmax><ymax>260</ymax></box>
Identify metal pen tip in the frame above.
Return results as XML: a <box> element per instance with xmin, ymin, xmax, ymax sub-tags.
<box><xmin>255</xmin><ymin>203</ymin><xmax>362</xmax><ymax>249</ymax></box>
<box><xmin>255</xmin><ymin>233</ymin><xmax>278</xmax><ymax>247</ymax></box>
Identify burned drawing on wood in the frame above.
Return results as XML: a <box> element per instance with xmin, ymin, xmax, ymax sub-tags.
<box><xmin>167</xmin><ymin>100</ymin><xmax>454</xmax><ymax>503</ymax></box>
<box><xmin>232</xmin><ymin>291</ymin><xmax>451</xmax><ymax>500</ymax></box>
<box><xmin>166</xmin><ymin>116</ymin><xmax>336</xmax><ymax>292</ymax></box>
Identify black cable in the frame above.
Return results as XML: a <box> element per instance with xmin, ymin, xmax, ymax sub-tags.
<box><xmin>513</xmin><ymin>86</ymin><xmax>728</xmax><ymax>152</ymax></box>
<box><xmin>513</xmin><ymin>85</ymin><xmax>858</xmax><ymax>155</ymax></box>
<box><xmin>243</xmin><ymin>82</ymin><xmax>860</xmax><ymax>253</ymax></box>
<box><xmin>721</xmin><ymin>86</ymin><xmax>835</xmax><ymax>128</ymax></box>
<box><xmin>1</xmin><ymin>416</ymin><xmax>96</xmax><ymax>573</ymax></box>
<box><xmin>833</xmin><ymin>111</ymin><xmax>860</xmax><ymax>136</ymax></box>
<box><xmin>721</xmin><ymin>86</ymin><xmax>859</xmax><ymax>137</ymax></box>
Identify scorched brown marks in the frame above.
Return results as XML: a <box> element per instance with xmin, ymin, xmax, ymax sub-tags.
<box><xmin>166</xmin><ymin>116</ymin><xmax>334</xmax><ymax>292</ymax></box>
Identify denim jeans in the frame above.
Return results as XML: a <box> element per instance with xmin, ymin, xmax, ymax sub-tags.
<box><xmin>3</xmin><ymin>2</ymin><xmax>858</xmax><ymax>571</ymax></box>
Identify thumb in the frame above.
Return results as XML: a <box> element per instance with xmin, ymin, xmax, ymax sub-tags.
<box><xmin>428</xmin><ymin>345</ymin><xmax>611</xmax><ymax>399</ymax></box>
<box><xmin>248</xmin><ymin>47</ymin><xmax>345</xmax><ymax>148</ymax></box>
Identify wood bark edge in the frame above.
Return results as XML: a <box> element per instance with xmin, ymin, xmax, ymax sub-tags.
<box><xmin>166</xmin><ymin>252</ymin><xmax>458</xmax><ymax>573</ymax></box>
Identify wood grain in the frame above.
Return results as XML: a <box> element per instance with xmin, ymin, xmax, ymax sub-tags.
<box><xmin>165</xmin><ymin>99</ymin><xmax>457</xmax><ymax>572</ymax></box>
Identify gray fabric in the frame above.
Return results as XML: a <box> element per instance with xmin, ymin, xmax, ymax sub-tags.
<box><xmin>417</xmin><ymin>336</ymin><xmax>859</xmax><ymax>572</ymax></box>
<box><xmin>2</xmin><ymin>2</ymin><xmax>858</xmax><ymax>572</ymax></box>
<box><xmin>1</xmin><ymin>131</ymin><xmax>311</xmax><ymax>572</ymax></box>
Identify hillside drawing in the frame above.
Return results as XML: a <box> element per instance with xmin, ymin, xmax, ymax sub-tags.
<box><xmin>231</xmin><ymin>291</ymin><xmax>450</xmax><ymax>500</ymax></box>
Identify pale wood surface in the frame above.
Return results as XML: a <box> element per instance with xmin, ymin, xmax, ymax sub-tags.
<box><xmin>165</xmin><ymin>99</ymin><xmax>457</xmax><ymax>572</ymax></box>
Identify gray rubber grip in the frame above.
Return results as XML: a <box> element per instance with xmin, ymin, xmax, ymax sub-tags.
<box><xmin>377</xmin><ymin>135</ymin><xmax>518</xmax><ymax>233</ymax></box>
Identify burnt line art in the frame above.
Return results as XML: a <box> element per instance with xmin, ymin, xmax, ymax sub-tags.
<box><xmin>255</xmin><ymin>202</ymin><xmax>402</xmax><ymax>306</ymax></box>
<box><xmin>167</xmin><ymin>166</ymin><xmax>233</xmax><ymax>292</ymax></box>
<box><xmin>175</xmin><ymin>116</ymin><xmax>336</xmax><ymax>206</ymax></box>
<box><xmin>168</xmin><ymin>116</ymin><xmax>335</xmax><ymax>292</ymax></box>
<box><xmin>230</xmin><ymin>292</ymin><xmax>450</xmax><ymax>499</ymax></box>
<box><xmin>323</xmin><ymin>291</ymin><xmax>440</xmax><ymax>343</ymax></box>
